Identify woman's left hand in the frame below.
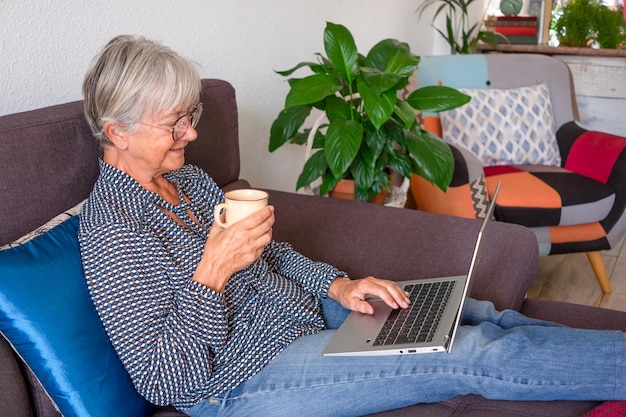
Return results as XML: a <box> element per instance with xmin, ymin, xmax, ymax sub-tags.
<box><xmin>328</xmin><ymin>277</ymin><xmax>410</xmax><ymax>315</ymax></box>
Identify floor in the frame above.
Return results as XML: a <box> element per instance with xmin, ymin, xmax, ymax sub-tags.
<box><xmin>528</xmin><ymin>236</ymin><xmax>626</xmax><ymax>312</ymax></box>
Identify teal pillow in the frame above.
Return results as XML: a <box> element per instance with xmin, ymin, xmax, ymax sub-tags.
<box><xmin>0</xmin><ymin>216</ymin><xmax>153</xmax><ymax>417</ymax></box>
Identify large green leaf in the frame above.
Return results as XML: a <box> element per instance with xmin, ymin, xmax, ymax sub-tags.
<box><xmin>350</xmin><ymin>156</ymin><xmax>375</xmax><ymax>191</ymax></box>
<box><xmin>372</xmin><ymin>169</ymin><xmax>390</xmax><ymax>193</ymax></box>
<box><xmin>388</xmin><ymin>151</ymin><xmax>413</xmax><ymax>179</ymax></box>
<box><xmin>361</xmin><ymin>129</ymin><xmax>387</xmax><ymax>168</ymax></box>
<box><xmin>394</xmin><ymin>100</ymin><xmax>418</xmax><ymax>130</ymax></box>
<box><xmin>285</xmin><ymin>74</ymin><xmax>342</xmax><ymax>108</ymax></box>
<box><xmin>325</xmin><ymin>119</ymin><xmax>363</xmax><ymax>178</ymax></box>
<box><xmin>269</xmin><ymin>105</ymin><xmax>312</xmax><ymax>152</ymax></box>
<box><xmin>379</xmin><ymin>118</ymin><xmax>407</xmax><ymax>147</ymax></box>
<box><xmin>319</xmin><ymin>172</ymin><xmax>340</xmax><ymax>197</ymax></box>
<box><xmin>407</xmin><ymin>85</ymin><xmax>471</xmax><ymax>112</ymax></box>
<box><xmin>324</xmin><ymin>96</ymin><xmax>351</xmax><ymax>122</ymax></box>
<box><xmin>405</xmin><ymin>129</ymin><xmax>454</xmax><ymax>190</ymax></box>
<box><xmin>358</xmin><ymin>143</ymin><xmax>375</xmax><ymax>170</ymax></box>
<box><xmin>357</xmin><ymin>75</ymin><xmax>396</xmax><ymax>131</ymax></box>
<box><xmin>296</xmin><ymin>150</ymin><xmax>329</xmax><ymax>190</ymax></box>
<box><xmin>289</xmin><ymin>126</ymin><xmax>326</xmax><ymax>147</ymax></box>
<box><xmin>353</xmin><ymin>166</ymin><xmax>389</xmax><ymax>202</ymax></box>
<box><xmin>360</xmin><ymin>67</ymin><xmax>404</xmax><ymax>96</ymax></box>
<box><xmin>324</xmin><ymin>22</ymin><xmax>359</xmax><ymax>85</ymax></box>
<box><xmin>366</xmin><ymin>39</ymin><xmax>419</xmax><ymax>77</ymax></box>
<box><xmin>275</xmin><ymin>61</ymin><xmax>322</xmax><ymax>76</ymax></box>
<box><xmin>287</xmin><ymin>130</ymin><xmax>311</xmax><ymax>146</ymax></box>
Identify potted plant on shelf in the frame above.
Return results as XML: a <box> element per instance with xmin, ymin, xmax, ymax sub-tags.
<box><xmin>269</xmin><ymin>22</ymin><xmax>470</xmax><ymax>203</ymax></box>
<box><xmin>416</xmin><ymin>0</ymin><xmax>498</xmax><ymax>54</ymax></box>
<box><xmin>553</xmin><ymin>0</ymin><xmax>626</xmax><ymax>48</ymax></box>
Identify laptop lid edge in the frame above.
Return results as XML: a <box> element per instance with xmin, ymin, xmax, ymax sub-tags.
<box><xmin>445</xmin><ymin>181</ymin><xmax>501</xmax><ymax>353</ymax></box>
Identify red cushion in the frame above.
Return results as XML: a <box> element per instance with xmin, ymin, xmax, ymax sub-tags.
<box><xmin>565</xmin><ymin>131</ymin><xmax>626</xmax><ymax>184</ymax></box>
<box><xmin>582</xmin><ymin>400</ymin><xmax>626</xmax><ymax>417</ymax></box>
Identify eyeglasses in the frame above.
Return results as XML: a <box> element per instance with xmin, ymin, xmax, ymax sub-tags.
<box><xmin>140</xmin><ymin>103</ymin><xmax>203</xmax><ymax>141</ymax></box>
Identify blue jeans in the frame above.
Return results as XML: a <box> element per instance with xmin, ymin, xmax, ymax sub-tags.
<box><xmin>185</xmin><ymin>298</ymin><xmax>626</xmax><ymax>417</ymax></box>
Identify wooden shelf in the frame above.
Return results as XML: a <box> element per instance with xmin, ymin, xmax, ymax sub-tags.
<box><xmin>477</xmin><ymin>43</ymin><xmax>626</xmax><ymax>57</ymax></box>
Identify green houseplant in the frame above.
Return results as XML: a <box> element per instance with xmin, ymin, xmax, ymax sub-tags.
<box><xmin>594</xmin><ymin>6</ymin><xmax>626</xmax><ymax>49</ymax></box>
<box><xmin>595</xmin><ymin>6</ymin><xmax>626</xmax><ymax>49</ymax></box>
<box><xmin>416</xmin><ymin>0</ymin><xmax>498</xmax><ymax>54</ymax></box>
<box><xmin>269</xmin><ymin>22</ymin><xmax>470</xmax><ymax>202</ymax></box>
<box><xmin>553</xmin><ymin>0</ymin><xmax>626</xmax><ymax>48</ymax></box>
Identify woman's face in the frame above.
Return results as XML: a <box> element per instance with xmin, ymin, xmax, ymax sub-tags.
<box><xmin>121</xmin><ymin>104</ymin><xmax>199</xmax><ymax>179</ymax></box>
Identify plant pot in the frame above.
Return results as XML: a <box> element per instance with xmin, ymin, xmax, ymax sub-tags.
<box><xmin>329</xmin><ymin>179</ymin><xmax>387</xmax><ymax>205</ymax></box>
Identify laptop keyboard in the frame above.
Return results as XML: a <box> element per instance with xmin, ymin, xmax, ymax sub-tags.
<box><xmin>373</xmin><ymin>281</ymin><xmax>456</xmax><ymax>346</ymax></box>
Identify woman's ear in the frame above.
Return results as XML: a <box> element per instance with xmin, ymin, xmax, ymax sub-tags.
<box><xmin>103</xmin><ymin>121</ymin><xmax>129</xmax><ymax>150</ymax></box>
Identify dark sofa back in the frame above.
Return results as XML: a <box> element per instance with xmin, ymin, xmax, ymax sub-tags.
<box><xmin>0</xmin><ymin>79</ymin><xmax>240</xmax><ymax>246</ymax></box>
<box><xmin>0</xmin><ymin>100</ymin><xmax>99</xmax><ymax>246</ymax></box>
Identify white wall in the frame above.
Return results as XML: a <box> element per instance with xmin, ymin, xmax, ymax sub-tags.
<box><xmin>1</xmin><ymin>0</ymin><xmax>442</xmax><ymax>192</ymax></box>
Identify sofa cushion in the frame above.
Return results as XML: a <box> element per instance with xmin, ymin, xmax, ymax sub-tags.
<box><xmin>0</xmin><ymin>215</ymin><xmax>153</xmax><ymax>417</ymax></box>
<box><xmin>483</xmin><ymin>165</ymin><xmax>615</xmax><ymax>228</ymax></box>
<box><xmin>440</xmin><ymin>84</ymin><xmax>561</xmax><ymax>167</ymax></box>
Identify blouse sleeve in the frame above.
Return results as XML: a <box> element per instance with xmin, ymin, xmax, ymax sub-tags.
<box><xmin>261</xmin><ymin>240</ymin><xmax>347</xmax><ymax>298</ymax></box>
<box><xmin>80</xmin><ymin>222</ymin><xmax>227</xmax><ymax>405</ymax></box>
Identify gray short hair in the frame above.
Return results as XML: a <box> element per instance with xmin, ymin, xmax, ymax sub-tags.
<box><xmin>83</xmin><ymin>35</ymin><xmax>201</xmax><ymax>146</ymax></box>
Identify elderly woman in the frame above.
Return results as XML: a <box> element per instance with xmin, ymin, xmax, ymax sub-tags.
<box><xmin>79</xmin><ymin>35</ymin><xmax>626</xmax><ymax>417</ymax></box>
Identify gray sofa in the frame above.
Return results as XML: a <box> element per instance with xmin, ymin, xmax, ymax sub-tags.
<box><xmin>0</xmin><ymin>78</ymin><xmax>624</xmax><ymax>417</ymax></box>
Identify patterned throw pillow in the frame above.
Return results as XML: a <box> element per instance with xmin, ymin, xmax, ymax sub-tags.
<box><xmin>440</xmin><ymin>83</ymin><xmax>561</xmax><ymax>167</ymax></box>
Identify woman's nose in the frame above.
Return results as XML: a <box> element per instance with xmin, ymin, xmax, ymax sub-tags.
<box><xmin>181</xmin><ymin>125</ymin><xmax>198</xmax><ymax>142</ymax></box>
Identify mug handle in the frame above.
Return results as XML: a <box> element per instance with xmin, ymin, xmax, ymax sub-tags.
<box><xmin>214</xmin><ymin>203</ymin><xmax>229</xmax><ymax>228</ymax></box>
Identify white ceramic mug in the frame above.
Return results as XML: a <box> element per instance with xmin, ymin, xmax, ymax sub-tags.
<box><xmin>213</xmin><ymin>189</ymin><xmax>269</xmax><ymax>228</ymax></box>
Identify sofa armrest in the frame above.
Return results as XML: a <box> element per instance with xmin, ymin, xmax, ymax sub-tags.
<box><xmin>269</xmin><ymin>190</ymin><xmax>538</xmax><ymax>312</ymax></box>
<box><xmin>521</xmin><ymin>299</ymin><xmax>626</xmax><ymax>331</ymax></box>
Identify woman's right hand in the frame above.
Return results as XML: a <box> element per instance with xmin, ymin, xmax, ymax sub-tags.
<box><xmin>192</xmin><ymin>205</ymin><xmax>275</xmax><ymax>292</ymax></box>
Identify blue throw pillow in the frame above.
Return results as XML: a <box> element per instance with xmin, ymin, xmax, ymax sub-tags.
<box><xmin>0</xmin><ymin>216</ymin><xmax>153</xmax><ymax>417</ymax></box>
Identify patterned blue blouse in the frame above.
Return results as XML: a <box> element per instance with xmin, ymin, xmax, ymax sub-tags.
<box><xmin>79</xmin><ymin>160</ymin><xmax>345</xmax><ymax>410</ymax></box>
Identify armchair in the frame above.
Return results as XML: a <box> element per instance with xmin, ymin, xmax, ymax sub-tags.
<box><xmin>411</xmin><ymin>54</ymin><xmax>626</xmax><ymax>293</ymax></box>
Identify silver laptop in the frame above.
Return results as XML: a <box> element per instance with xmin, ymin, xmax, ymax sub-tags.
<box><xmin>323</xmin><ymin>182</ymin><xmax>501</xmax><ymax>356</ymax></box>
